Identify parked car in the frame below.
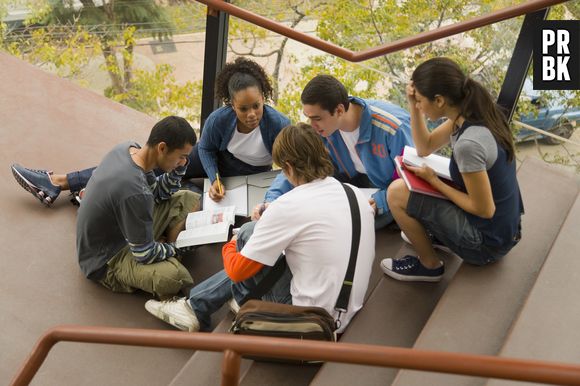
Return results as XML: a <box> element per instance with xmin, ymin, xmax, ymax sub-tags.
<box><xmin>515</xmin><ymin>96</ymin><xmax>580</xmax><ymax>145</ymax></box>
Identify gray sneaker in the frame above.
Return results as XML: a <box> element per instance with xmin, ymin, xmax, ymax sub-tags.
<box><xmin>145</xmin><ymin>297</ymin><xmax>200</xmax><ymax>332</ymax></box>
<box><xmin>11</xmin><ymin>163</ymin><xmax>61</xmax><ymax>206</ymax></box>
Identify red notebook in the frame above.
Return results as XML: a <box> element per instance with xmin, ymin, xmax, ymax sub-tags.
<box><xmin>394</xmin><ymin>156</ymin><xmax>455</xmax><ymax>200</ymax></box>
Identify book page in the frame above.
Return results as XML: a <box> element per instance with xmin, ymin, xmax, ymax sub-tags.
<box><xmin>359</xmin><ymin>188</ymin><xmax>379</xmax><ymax>200</ymax></box>
<box><xmin>185</xmin><ymin>205</ymin><xmax>236</xmax><ymax>229</ymax></box>
<box><xmin>403</xmin><ymin>146</ymin><xmax>451</xmax><ymax>180</ymax></box>
<box><xmin>203</xmin><ymin>185</ymin><xmax>248</xmax><ymax>216</ymax></box>
<box><xmin>175</xmin><ymin>222</ymin><xmax>232</xmax><ymax>248</ymax></box>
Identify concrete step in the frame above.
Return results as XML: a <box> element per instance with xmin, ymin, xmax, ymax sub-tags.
<box><xmin>169</xmin><ymin>228</ymin><xmax>405</xmax><ymax>385</ymax></box>
<box><xmin>310</xmin><ymin>246</ymin><xmax>461</xmax><ymax>386</ymax></box>
<box><xmin>0</xmin><ymin>51</ymin><xmax>201</xmax><ymax>386</ymax></box>
<box><xmin>168</xmin><ymin>317</ymin><xmax>253</xmax><ymax>386</ymax></box>
<box><xmin>391</xmin><ymin>157</ymin><xmax>580</xmax><ymax>386</ymax></box>
<box><xmin>486</xmin><ymin>192</ymin><xmax>580</xmax><ymax>386</ymax></box>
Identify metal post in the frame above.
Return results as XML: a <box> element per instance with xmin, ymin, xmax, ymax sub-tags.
<box><xmin>200</xmin><ymin>2</ymin><xmax>229</xmax><ymax>132</ymax></box>
<box><xmin>496</xmin><ymin>8</ymin><xmax>550</xmax><ymax>122</ymax></box>
<box><xmin>221</xmin><ymin>349</ymin><xmax>241</xmax><ymax>386</ymax></box>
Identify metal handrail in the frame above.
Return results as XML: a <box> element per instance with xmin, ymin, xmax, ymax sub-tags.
<box><xmin>11</xmin><ymin>325</ymin><xmax>580</xmax><ymax>386</ymax></box>
<box><xmin>197</xmin><ymin>0</ymin><xmax>568</xmax><ymax>62</ymax></box>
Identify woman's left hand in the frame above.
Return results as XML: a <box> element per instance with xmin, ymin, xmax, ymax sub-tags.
<box><xmin>405</xmin><ymin>163</ymin><xmax>439</xmax><ymax>185</ymax></box>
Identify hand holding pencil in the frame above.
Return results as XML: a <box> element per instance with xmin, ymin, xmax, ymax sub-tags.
<box><xmin>209</xmin><ymin>173</ymin><xmax>226</xmax><ymax>202</ymax></box>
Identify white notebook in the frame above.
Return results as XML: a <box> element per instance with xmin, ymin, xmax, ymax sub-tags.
<box><xmin>402</xmin><ymin>146</ymin><xmax>451</xmax><ymax>180</ymax></box>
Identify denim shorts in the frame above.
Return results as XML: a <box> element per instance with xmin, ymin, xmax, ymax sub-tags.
<box><xmin>406</xmin><ymin>192</ymin><xmax>513</xmax><ymax>266</ymax></box>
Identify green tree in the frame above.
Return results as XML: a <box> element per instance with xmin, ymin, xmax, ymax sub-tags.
<box><xmin>44</xmin><ymin>0</ymin><xmax>173</xmax><ymax>95</ymax></box>
<box><xmin>1</xmin><ymin>0</ymin><xmax>203</xmax><ymax>124</ymax></box>
<box><xmin>228</xmin><ymin>0</ymin><xmax>326</xmax><ymax>104</ymax></box>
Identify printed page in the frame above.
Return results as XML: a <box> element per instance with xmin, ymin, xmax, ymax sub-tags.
<box><xmin>203</xmin><ymin>185</ymin><xmax>248</xmax><ymax>216</ymax></box>
<box><xmin>175</xmin><ymin>222</ymin><xmax>231</xmax><ymax>248</ymax></box>
<box><xmin>185</xmin><ymin>205</ymin><xmax>236</xmax><ymax>228</ymax></box>
<box><xmin>403</xmin><ymin>145</ymin><xmax>451</xmax><ymax>180</ymax></box>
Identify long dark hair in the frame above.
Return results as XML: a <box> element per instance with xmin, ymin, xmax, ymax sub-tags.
<box><xmin>215</xmin><ymin>57</ymin><xmax>273</xmax><ymax>105</ymax></box>
<box><xmin>412</xmin><ymin>57</ymin><xmax>515</xmax><ymax>161</ymax></box>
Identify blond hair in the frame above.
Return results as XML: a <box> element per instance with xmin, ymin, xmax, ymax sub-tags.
<box><xmin>272</xmin><ymin>123</ymin><xmax>334</xmax><ymax>183</ymax></box>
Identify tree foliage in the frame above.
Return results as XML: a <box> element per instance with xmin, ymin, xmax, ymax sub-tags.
<box><xmin>1</xmin><ymin>0</ymin><xmax>202</xmax><ymax>124</ymax></box>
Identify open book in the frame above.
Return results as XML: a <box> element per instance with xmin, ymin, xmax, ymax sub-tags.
<box><xmin>203</xmin><ymin>170</ymin><xmax>281</xmax><ymax>216</ymax></box>
<box><xmin>395</xmin><ymin>156</ymin><xmax>454</xmax><ymax>200</ymax></box>
<box><xmin>175</xmin><ymin>206</ymin><xmax>235</xmax><ymax>248</ymax></box>
<box><xmin>402</xmin><ymin>145</ymin><xmax>451</xmax><ymax>180</ymax></box>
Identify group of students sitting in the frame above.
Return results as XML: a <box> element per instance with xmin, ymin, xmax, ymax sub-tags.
<box><xmin>11</xmin><ymin>56</ymin><xmax>523</xmax><ymax>334</ymax></box>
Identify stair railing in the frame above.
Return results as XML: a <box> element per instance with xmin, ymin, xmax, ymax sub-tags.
<box><xmin>11</xmin><ymin>325</ymin><xmax>580</xmax><ymax>386</ymax></box>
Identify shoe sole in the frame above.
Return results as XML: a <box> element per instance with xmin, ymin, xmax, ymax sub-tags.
<box><xmin>401</xmin><ymin>231</ymin><xmax>452</xmax><ymax>254</ymax></box>
<box><xmin>380</xmin><ymin>261</ymin><xmax>443</xmax><ymax>282</ymax></box>
<box><xmin>11</xmin><ymin>166</ymin><xmax>55</xmax><ymax>207</ymax></box>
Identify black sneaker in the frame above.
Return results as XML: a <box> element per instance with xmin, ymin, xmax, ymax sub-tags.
<box><xmin>380</xmin><ymin>255</ymin><xmax>444</xmax><ymax>282</ymax></box>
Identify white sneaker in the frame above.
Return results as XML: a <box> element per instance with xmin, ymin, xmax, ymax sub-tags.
<box><xmin>145</xmin><ymin>297</ymin><xmax>200</xmax><ymax>332</ymax></box>
<box><xmin>401</xmin><ymin>231</ymin><xmax>451</xmax><ymax>253</ymax></box>
<box><xmin>228</xmin><ymin>298</ymin><xmax>241</xmax><ymax>315</ymax></box>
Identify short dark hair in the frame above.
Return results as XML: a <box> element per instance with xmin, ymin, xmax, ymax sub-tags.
<box><xmin>272</xmin><ymin>123</ymin><xmax>334</xmax><ymax>183</ymax></box>
<box><xmin>146</xmin><ymin>116</ymin><xmax>196</xmax><ymax>151</ymax></box>
<box><xmin>301</xmin><ymin>75</ymin><xmax>350</xmax><ymax>114</ymax></box>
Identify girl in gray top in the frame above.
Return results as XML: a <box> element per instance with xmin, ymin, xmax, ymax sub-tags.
<box><xmin>381</xmin><ymin>57</ymin><xmax>523</xmax><ymax>282</ymax></box>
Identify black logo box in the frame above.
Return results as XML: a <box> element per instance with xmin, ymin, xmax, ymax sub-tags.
<box><xmin>533</xmin><ymin>20</ymin><xmax>579</xmax><ymax>90</ymax></box>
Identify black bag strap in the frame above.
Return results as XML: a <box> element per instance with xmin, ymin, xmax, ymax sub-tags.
<box><xmin>239</xmin><ymin>254</ymin><xmax>287</xmax><ymax>305</ymax></box>
<box><xmin>334</xmin><ymin>183</ymin><xmax>361</xmax><ymax>315</ymax></box>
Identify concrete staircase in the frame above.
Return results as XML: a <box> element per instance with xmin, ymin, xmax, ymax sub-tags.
<box><xmin>5</xmin><ymin>51</ymin><xmax>580</xmax><ymax>386</ymax></box>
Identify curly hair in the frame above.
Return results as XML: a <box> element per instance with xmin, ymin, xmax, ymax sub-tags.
<box><xmin>214</xmin><ymin>57</ymin><xmax>273</xmax><ymax>105</ymax></box>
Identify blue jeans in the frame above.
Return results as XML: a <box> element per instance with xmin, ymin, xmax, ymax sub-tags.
<box><xmin>187</xmin><ymin>221</ymin><xmax>292</xmax><ymax>331</ymax></box>
<box><xmin>66</xmin><ymin>167</ymin><xmax>95</xmax><ymax>193</ymax></box>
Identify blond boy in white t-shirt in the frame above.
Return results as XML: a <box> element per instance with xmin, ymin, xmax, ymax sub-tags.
<box><xmin>145</xmin><ymin>123</ymin><xmax>375</xmax><ymax>333</ymax></box>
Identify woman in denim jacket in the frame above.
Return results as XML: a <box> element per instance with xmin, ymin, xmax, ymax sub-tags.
<box><xmin>197</xmin><ymin>57</ymin><xmax>290</xmax><ymax>202</ymax></box>
<box><xmin>11</xmin><ymin>57</ymin><xmax>290</xmax><ymax>206</ymax></box>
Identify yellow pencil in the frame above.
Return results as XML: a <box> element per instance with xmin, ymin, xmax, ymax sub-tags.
<box><xmin>216</xmin><ymin>173</ymin><xmax>223</xmax><ymax>195</ymax></box>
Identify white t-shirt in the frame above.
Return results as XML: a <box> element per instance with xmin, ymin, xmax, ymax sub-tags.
<box><xmin>240</xmin><ymin>177</ymin><xmax>375</xmax><ymax>333</ymax></box>
<box><xmin>339</xmin><ymin>128</ymin><xmax>366</xmax><ymax>174</ymax></box>
<box><xmin>227</xmin><ymin>126</ymin><xmax>272</xmax><ymax>166</ymax></box>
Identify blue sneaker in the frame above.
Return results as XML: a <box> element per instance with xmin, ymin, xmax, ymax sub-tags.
<box><xmin>380</xmin><ymin>255</ymin><xmax>444</xmax><ymax>282</ymax></box>
<box><xmin>11</xmin><ymin>164</ymin><xmax>61</xmax><ymax>206</ymax></box>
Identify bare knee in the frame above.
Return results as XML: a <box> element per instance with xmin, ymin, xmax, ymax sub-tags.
<box><xmin>387</xmin><ymin>179</ymin><xmax>410</xmax><ymax>211</ymax></box>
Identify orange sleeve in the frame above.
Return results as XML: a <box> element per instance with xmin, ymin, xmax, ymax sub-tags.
<box><xmin>222</xmin><ymin>239</ymin><xmax>264</xmax><ymax>283</ymax></box>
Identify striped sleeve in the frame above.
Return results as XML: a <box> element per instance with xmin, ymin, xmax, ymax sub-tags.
<box><xmin>370</xmin><ymin>105</ymin><xmax>402</xmax><ymax>135</ymax></box>
<box><xmin>150</xmin><ymin>162</ymin><xmax>187</xmax><ymax>203</ymax></box>
<box><xmin>129</xmin><ymin>240</ymin><xmax>177</xmax><ymax>264</ymax></box>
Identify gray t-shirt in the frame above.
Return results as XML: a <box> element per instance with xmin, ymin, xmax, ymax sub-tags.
<box><xmin>450</xmin><ymin>125</ymin><xmax>498</xmax><ymax>173</ymax></box>
<box><xmin>77</xmin><ymin>141</ymin><xmax>157</xmax><ymax>279</ymax></box>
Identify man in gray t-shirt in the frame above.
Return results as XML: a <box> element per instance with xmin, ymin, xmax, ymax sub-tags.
<box><xmin>77</xmin><ymin>116</ymin><xmax>200</xmax><ymax>298</ymax></box>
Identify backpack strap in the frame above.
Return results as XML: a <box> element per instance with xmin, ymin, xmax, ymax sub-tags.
<box><xmin>334</xmin><ymin>183</ymin><xmax>362</xmax><ymax>327</ymax></box>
